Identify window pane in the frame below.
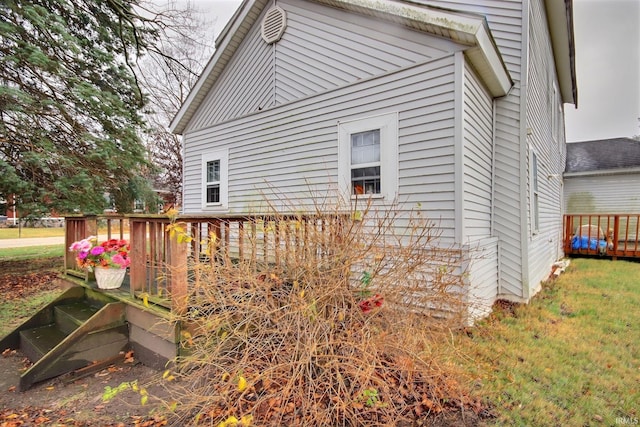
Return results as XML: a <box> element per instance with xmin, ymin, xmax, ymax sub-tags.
<box><xmin>207</xmin><ymin>160</ymin><xmax>220</xmax><ymax>182</ymax></box>
<box><xmin>207</xmin><ymin>184</ymin><xmax>220</xmax><ymax>203</ymax></box>
<box><xmin>351</xmin><ymin>166</ymin><xmax>380</xmax><ymax>194</ymax></box>
<box><xmin>351</xmin><ymin>130</ymin><xmax>380</xmax><ymax>165</ymax></box>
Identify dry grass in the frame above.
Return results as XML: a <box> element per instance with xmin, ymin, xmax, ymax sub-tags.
<box><xmin>162</xmin><ymin>196</ymin><xmax>484</xmax><ymax>426</ymax></box>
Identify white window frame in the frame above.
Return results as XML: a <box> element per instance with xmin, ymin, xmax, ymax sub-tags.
<box><xmin>552</xmin><ymin>82</ymin><xmax>559</xmax><ymax>143</ymax></box>
<box><xmin>201</xmin><ymin>149</ymin><xmax>229</xmax><ymax>210</ymax></box>
<box><xmin>530</xmin><ymin>148</ymin><xmax>540</xmax><ymax>235</ymax></box>
<box><xmin>338</xmin><ymin>112</ymin><xmax>398</xmax><ymax>200</ymax></box>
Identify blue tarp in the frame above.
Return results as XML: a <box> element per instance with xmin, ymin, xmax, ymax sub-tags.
<box><xmin>571</xmin><ymin>235</ymin><xmax>607</xmax><ymax>251</ymax></box>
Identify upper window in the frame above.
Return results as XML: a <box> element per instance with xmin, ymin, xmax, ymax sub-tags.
<box><xmin>350</xmin><ymin>129</ymin><xmax>381</xmax><ymax>195</ymax></box>
<box><xmin>202</xmin><ymin>150</ymin><xmax>228</xmax><ymax>210</ymax></box>
<box><xmin>206</xmin><ymin>159</ymin><xmax>221</xmax><ymax>203</ymax></box>
<box><xmin>338</xmin><ymin>113</ymin><xmax>398</xmax><ymax>200</ymax></box>
<box><xmin>531</xmin><ymin>149</ymin><xmax>539</xmax><ymax>235</ymax></box>
<box><xmin>552</xmin><ymin>82</ymin><xmax>559</xmax><ymax>143</ymax></box>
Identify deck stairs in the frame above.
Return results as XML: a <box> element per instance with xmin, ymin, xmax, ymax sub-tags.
<box><xmin>0</xmin><ymin>286</ymin><xmax>129</xmax><ymax>391</ymax></box>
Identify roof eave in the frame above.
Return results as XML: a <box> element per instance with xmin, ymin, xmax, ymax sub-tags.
<box><xmin>170</xmin><ymin>0</ymin><xmax>264</xmax><ymax>135</ymax></box>
<box><xmin>564</xmin><ymin>166</ymin><xmax>640</xmax><ymax>177</ymax></box>
<box><xmin>319</xmin><ymin>0</ymin><xmax>512</xmax><ymax>96</ymax></box>
<box><xmin>544</xmin><ymin>0</ymin><xmax>577</xmax><ymax>106</ymax></box>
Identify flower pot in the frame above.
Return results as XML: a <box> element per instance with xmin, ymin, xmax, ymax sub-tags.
<box><xmin>94</xmin><ymin>266</ymin><xmax>126</xmax><ymax>289</ymax></box>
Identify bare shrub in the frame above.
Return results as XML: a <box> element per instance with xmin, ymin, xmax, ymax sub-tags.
<box><xmin>164</xmin><ymin>195</ymin><xmax>480</xmax><ymax>426</ymax></box>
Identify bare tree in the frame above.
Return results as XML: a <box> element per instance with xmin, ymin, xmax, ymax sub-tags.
<box><xmin>137</xmin><ymin>0</ymin><xmax>216</xmax><ymax>208</ymax></box>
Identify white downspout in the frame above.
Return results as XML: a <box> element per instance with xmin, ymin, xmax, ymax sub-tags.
<box><xmin>490</xmin><ymin>99</ymin><xmax>501</xmax><ymax>296</ymax></box>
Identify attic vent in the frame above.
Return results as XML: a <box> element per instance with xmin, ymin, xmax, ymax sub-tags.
<box><xmin>261</xmin><ymin>6</ymin><xmax>287</xmax><ymax>44</ymax></box>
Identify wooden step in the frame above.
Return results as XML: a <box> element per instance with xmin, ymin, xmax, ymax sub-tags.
<box><xmin>19</xmin><ymin>324</ymin><xmax>67</xmax><ymax>363</ymax></box>
<box><xmin>54</xmin><ymin>301</ymin><xmax>100</xmax><ymax>335</ymax></box>
<box><xmin>19</xmin><ymin>302</ymin><xmax>128</xmax><ymax>390</ymax></box>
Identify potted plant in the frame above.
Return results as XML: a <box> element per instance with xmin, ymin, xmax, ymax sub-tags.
<box><xmin>69</xmin><ymin>236</ymin><xmax>131</xmax><ymax>289</ymax></box>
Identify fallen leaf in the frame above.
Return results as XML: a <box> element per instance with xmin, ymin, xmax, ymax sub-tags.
<box><xmin>237</xmin><ymin>376</ymin><xmax>247</xmax><ymax>392</ymax></box>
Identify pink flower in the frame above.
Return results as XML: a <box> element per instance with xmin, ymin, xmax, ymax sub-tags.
<box><xmin>90</xmin><ymin>246</ymin><xmax>105</xmax><ymax>256</ymax></box>
<box><xmin>69</xmin><ymin>236</ymin><xmax>130</xmax><ymax>270</ymax></box>
<box><xmin>111</xmin><ymin>254</ymin><xmax>130</xmax><ymax>268</ymax></box>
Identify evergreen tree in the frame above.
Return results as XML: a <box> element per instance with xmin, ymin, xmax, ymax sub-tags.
<box><xmin>0</xmin><ymin>0</ymin><xmax>155</xmax><ymax>216</ymax></box>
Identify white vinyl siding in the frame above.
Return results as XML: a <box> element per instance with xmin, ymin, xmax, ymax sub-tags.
<box><xmin>464</xmin><ymin>237</ymin><xmax>499</xmax><ymax>321</ymax></box>
<box><xmin>183</xmin><ymin>55</ymin><xmax>458</xmax><ymax>241</ymax></box>
<box><xmin>186</xmin><ymin>0</ymin><xmax>463</xmax><ymax>132</ymax></box>
<box><xmin>565</xmin><ymin>174</ymin><xmax>640</xmax><ymax>214</ymax></box>
<box><xmin>420</xmin><ymin>0</ymin><xmax>525</xmax><ymax>297</ymax></box>
<box><xmin>462</xmin><ymin>61</ymin><xmax>494</xmax><ymax>242</ymax></box>
<box><xmin>524</xmin><ymin>0</ymin><xmax>567</xmax><ymax>297</ymax></box>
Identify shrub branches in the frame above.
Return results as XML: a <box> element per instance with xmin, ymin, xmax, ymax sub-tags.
<box><xmin>165</xmin><ymin>196</ymin><xmax>481</xmax><ymax>426</ymax></box>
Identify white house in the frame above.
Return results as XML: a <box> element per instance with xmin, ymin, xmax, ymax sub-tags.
<box><xmin>565</xmin><ymin>138</ymin><xmax>640</xmax><ymax>214</ymax></box>
<box><xmin>170</xmin><ymin>0</ymin><xmax>577</xmax><ymax>317</ymax></box>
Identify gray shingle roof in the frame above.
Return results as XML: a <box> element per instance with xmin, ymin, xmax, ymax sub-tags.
<box><xmin>565</xmin><ymin>137</ymin><xmax>640</xmax><ymax>173</ymax></box>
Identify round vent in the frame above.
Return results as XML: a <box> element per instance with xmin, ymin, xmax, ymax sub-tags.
<box><xmin>261</xmin><ymin>6</ymin><xmax>287</xmax><ymax>44</ymax></box>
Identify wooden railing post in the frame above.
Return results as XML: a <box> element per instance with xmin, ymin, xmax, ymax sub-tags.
<box><xmin>129</xmin><ymin>219</ymin><xmax>148</xmax><ymax>294</ymax></box>
<box><xmin>169</xmin><ymin>222</ymin><xmax>189</xmax><ymax>315</ymax></box>
<box><xmin>64</xmin><ymin>215</ymin><xmax>96</xmax><ymax>276</ymax></box>
<box><xmin>613</xmin><ymin>215</ymin><xmax>620</xmax><ymax>253</ymax></box>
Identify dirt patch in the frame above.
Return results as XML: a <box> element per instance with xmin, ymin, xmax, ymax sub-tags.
<box><xmin>0</xmin><ymin>259</ymin><xmax>173</xmax><ymax>426</ymax></box>
<box><xmin>0</xmin><ymin>351</ymin><xmax>170</xmax><ymax>426</ymax></box>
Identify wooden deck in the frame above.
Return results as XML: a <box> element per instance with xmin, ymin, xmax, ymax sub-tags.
<box><xmin>64</xmin><ymin>213</ymin><xmax>347</xmax><ymax>315</ymax></box>
<box><xmin>563</xmin><ymin>214</ymin><xmax>640</xmax><ymax>259</ymax></box>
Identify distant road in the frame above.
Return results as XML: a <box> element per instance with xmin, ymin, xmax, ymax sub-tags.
<box><xmin>0</xmin><ymin>234</ymin><xmax>130</xmax><ymax>249</ymax></box>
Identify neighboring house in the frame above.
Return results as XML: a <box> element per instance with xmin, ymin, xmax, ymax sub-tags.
<box><xmin>565</xmin><ymin>138</ymin><xmax>640</xmax><ymax>214</ymax></box>
<box><xmin>170</xmin><ymin>0</ymin><xmax>577</xmax><ymax>318</ymax></box>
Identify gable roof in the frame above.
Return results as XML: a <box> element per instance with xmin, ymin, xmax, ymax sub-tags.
<box><xmin>565</xmin><ymin>138</ymin><xmax>640</xmax><ymax>175</ymax></box>
<box><xmin>170</xmin><ymin>0</ymin><xmax>513</xmax><ymax>135</ymax></box>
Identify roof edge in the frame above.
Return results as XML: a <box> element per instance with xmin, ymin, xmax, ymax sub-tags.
<box><xmin>564</xmin><ymin>166</ymin><xmax>640</xmax><ymax>177</ymax></box>
<box><xmin>544</xmin><ymin>0</ymin><xmax>577</xmax><ymax>106</ymax></box>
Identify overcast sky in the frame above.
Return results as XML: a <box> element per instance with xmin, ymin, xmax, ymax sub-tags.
<box><xmin>564</xmin><ymin>0</ymin><xmax>640</xmax><ymax>142</ymax></box>
<box><xmin>199</xmin><ymin>0</ymin><xmax>640</xmax><ymax>142</ymax></box>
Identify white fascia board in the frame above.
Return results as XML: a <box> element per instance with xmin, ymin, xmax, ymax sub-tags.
<box><xmin>564</xmin><ymin>167</ymin><xmax>640</xmax><ymax>178</ymax></box>
<box><xmin>544</xmin><ymin>0</ymin><xmax>576</xmax><ymax>105</ymax></box>
<box><xmin>171</xmin><ymin>0</ymin><xmax>514</xmax><ymax>134</ymax></box>
<box><xmin>170</xmin><ymin>0</ymin><xmax>256</xmax><ymax>135</ymax></box>
<box><xmin>327</xmin><ymin>0</ymin><xmax>512</xmax><ymax>97</ymax></box>
<box><xmin>469</xmin><ymin>22</ymin><xmax>513</xmax><ymax>97</ymax></box>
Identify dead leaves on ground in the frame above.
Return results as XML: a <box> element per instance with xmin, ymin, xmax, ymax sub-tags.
<box><xmin>0</xmin><ymin>407</ymin><xmax>168</xmax><ymax>426</ymax></box>
<box><xmin>0</xmin><ymin>398</ymin><xmax>167</xmax><ymax>425</ymax></box>
<box><xmin>0</xmin><ymin>270</ymin><xmax>60</xmax><ymax>301</ymax></box>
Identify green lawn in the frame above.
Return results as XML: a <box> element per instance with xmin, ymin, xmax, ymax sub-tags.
<box><xmin>0</xmin><ymin>245</ymin><xmax>65</xmax><ymax>261</ymax></box>
<box><xmin>457</xmin><ymin>257</ymin><xmax>640</xmax><ymax>426</ymax></box>
<box><xmin>0</xmin><ymin>227</ymin><xmax>65</xmax><ymax>239</ymax></box>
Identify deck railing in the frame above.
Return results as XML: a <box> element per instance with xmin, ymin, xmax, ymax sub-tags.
<box><xmin>563</xmin><ymin>214</ymin><xmax>640</xmax><ymax>258</ymax></box>
<box><xmin>64</xmin><ymin>214</ymin><xmax>129</xmax><ymax>279</ymax></box>
<box><xmin>65</xmin><ymin>213</ymin><xmax>347</xmax><ymax>313</ymax></box>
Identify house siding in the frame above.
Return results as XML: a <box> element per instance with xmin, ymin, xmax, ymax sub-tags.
<box><xmin>418</xmin><ymin>0</ymin><xmax>524</xmax><ymax>297</ymax></box>
<box><xmin>187</xmin><ymin>0</ymin><xmax>463</xmax><ymax>132</ymax></box>
<box><xmin>565</xmin><ymin>174</ymin><xmax>640</xmax><ymax>214</ymax></box>
<box><xmin>464</xmin><ymin>237</ymin><xmax>499</xmax><ymax>321</ymax></box>
<box><xmin>187</xmin><ymin>6</ymin><xmax>274</xmax><ymax>132</ymax></box>
<box><xmin>462</xmin><ymin>61</ymin><xmax>494</xmax><ymax>243</ymax></box>
<box><xmin>523</xmin><ymin>0</ymin><xmax>566</xmax><ymax>297</ymax></box>
<box><xmin>183</xmin><ymin>55</ymin><xmax>459</xmax><ymax>241</ymax></box>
